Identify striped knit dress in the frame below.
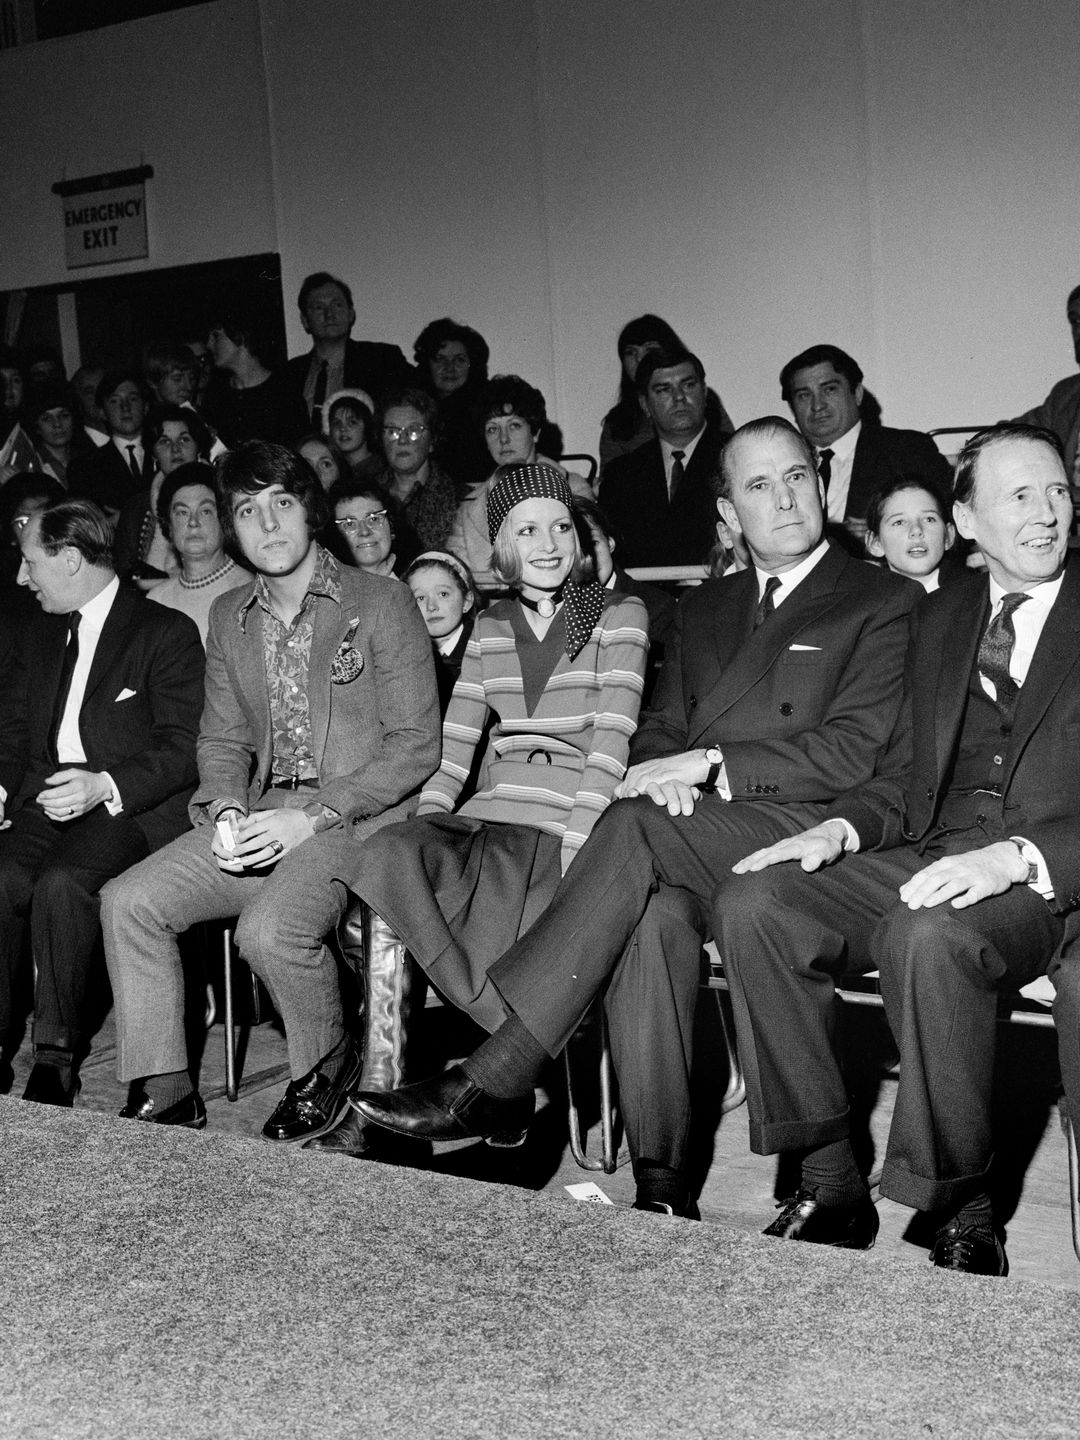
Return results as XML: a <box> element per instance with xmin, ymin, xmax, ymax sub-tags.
<box><xmin>350</xmin><ymin>589</ymin><xmax>649</xmax><ymax>1030</ymax></box>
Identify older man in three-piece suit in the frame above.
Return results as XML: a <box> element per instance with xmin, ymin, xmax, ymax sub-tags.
<box><xmin>0</xmin><ymin>499</ymin><xmax>203</xmax><ymax>1102</ymax></box>
<box><xmin>101</xmin><ymin>442</ymin><xmax>440</xmax><ymax>1139</ymax></box>
<box><xmin>716</xmin><ymin>422</ymin><xmax>1080</xmax><ymax>1275</ymax></box>
<box><xmin>352</xmin><ymin>417</ymin><xmax>918</xmax><ymax>1215</ymax></box>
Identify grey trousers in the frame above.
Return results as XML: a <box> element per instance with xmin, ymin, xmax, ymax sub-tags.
<box><xmin>101</xmin><ymin>824</ymin><xmax>359</xmax><ymax>1083</ymax></box>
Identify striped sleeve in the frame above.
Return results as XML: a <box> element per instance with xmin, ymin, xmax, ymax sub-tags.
<box><xmin>560</xmin><ymin>595</ymin><xmax>649</xmax><ymax>872</ymax></box>
<box><xmin>417</xmin><ymin>630</ymin><xmax>490</xmax><ymax>814</ymax></box>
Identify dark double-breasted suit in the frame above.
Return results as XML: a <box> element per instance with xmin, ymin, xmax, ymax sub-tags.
<box><xmin>717</xmin><ymin>559</ymin><xmax>1080</xmax><ymax>1211</ymax></box>
<box><xmin>599</xmin><ymin>422</ymin><xmax>728</xmax><ymax>568</ymax></box>
<box><xmin>477</xmin><ymin>542</ymin><xmax>918</xmax><ymax>1170</ymax></box>
<box><xmin>0</xmin><ymin>583</ymin><xmax>203</xmax><ymax>1053</ymax></box>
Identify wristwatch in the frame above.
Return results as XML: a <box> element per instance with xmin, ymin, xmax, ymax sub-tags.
<box><xmin>1009</xmin><ymin>837</ymin><xmax>1039</xmax><ymax>886</ymax></box>
<box><xmin>700</xmin><ymin>746</ymin><xmax>724</xmax><ymax>794</ymax></box>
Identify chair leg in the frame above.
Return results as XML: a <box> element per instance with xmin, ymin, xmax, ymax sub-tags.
<box><xmin>1065</xmin><ymin>1104</ymin><xmax>1080</xmax><ymax>1265</ymax></box>
<box><xmin>223</xmin><ymin>924</ymin><xmax>238</xmax><ymax>1103</ymax></box>
<box><xmin>564</xmin><ymin>1001</ymin><xmax>628</xmax><ymax>1175</ymax></box>
<box><xmin>714</xmin><ymin>986</ymin><xmax>747</xmax><ymax>1115</ymax></box>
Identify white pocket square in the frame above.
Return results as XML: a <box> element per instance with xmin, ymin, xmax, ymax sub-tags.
<box><xmin>789</xmin><ymin>644</ymin><xmax>821</xmax><ymax>652</ymax></box>
<box><xmin>115</xmin><ymin>688</ymin><xmax>137</xmax><ymax>701</ymax></box>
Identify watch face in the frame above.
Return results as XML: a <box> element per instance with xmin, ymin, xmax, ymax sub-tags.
<box><xmin>705</xmin><ymin>746</ymin><xmax>722</xmax><ymax>764</ymax></box>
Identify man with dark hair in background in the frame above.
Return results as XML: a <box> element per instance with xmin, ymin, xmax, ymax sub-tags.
<box><xmin>101</xmin><ymin>441</ymin><xmax>440</xmax><ymax>1140</ymax></box>
<box><xmin>203</xmin><ymin>301</ymin><xmax>309</xmax><ymax>448</ymax></box>
<box><xmin>598</xmin><ymin>345</ymin><xmax>734</xmax><ymax>567</ymax></box>
<box><xmin>780</xmin><ymin>343</ymin><xmax>950</xmax><ymax>538</ymax></box>
<box><xmin>1012</xmin><ymin>283</ymin><xmax>1080</xmax><ymax>493</ymax></box>
<box><xmin>282</xmin><ymin>271</ymin><xmax>411</xmax><ymax>426</ymax></box>
<box><xmin>0</xmin><ymin>498</ymin><xmax>203</xmax><ymax>1103</ymax></box>
<box><xmin>67</xmin><ymin>369</ymin><xmax>155</xmax><ymax>515</ymax></box>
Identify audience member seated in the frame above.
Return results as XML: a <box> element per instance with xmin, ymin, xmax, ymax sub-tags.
<box><xmin>712</xmin><ymin>423</ymin><xmax>1079</xmax><ymax>1276</ymax></box>
<box><xmin>113</xmin><ymin>404</ymin><xmax>213</xmax><ymax>587</ymax></box>
<box><xmin>706</xmin><ymin>511</ymin><xmax>751</xmax><ymax>578</ymax></box>
<box><xmin>203</xmin><ymin>300</ymin><xmax>308</xmax><ymax>449</ymax></box>
<box><xmin>599</xmin><ymin>345</ymin><xmax>729</xmax><ymax>568</ymax></box>
<box><xmin>324</xmin><ymin>390</ymin><xmax>381</xmax><ymax>479</ymax></box>
<box><xmin>70</xmin><ymin>364</ymin><xmax>109</xmax><ymax>448</ymax></box>
<box><xmin>0</xmin><ymin>473</ymin><xmax>65</xmax><ymax>607</ymax></box>
<box><xmin>350</xmin><ymin>420</ymin><xmax>917</xmax><ymax>1219</ymax></box>
<box><xmin>572</xmin><ymin>495</ymin><xmax>675</xmax><ymax>701</ymax></box>
<box><xmin>448</xmin><ymin>375</ymin><xmax>593</xmax><ymax>586</ymax></box>
<box><xmin>1012</xmin><ymin>283</ymin><xmax>1080</xmax><ymax>493</ymax></box>
<box><xmin>281</xmin><ymin>271</ymin><xmax>411</xmax><ymax>429</ymax></box>
<box><xmin>0</xmin><ymin>349</ymin><xmax>38</xmax><ymax>482</ymax></box>
<box><xmin>100</xmin><ymin>441</ymin><xmax>440</xmax><ymax>1137</ymax></box>
<box><xmin>374</xmin><ymin>387</ymin><xmax>458</xmax><ymax>550</ymax></box>
<box><xmin>599</xmin><ymin>315</ymin><xmax>734</xmax><ymax>478</ymax></box>
<box><xmin>22</xmin><ymin>345</ymin><xmax>65</xmax><ymax>388</ymax></box>
<box><xmin>328</xmin><ymin>477</ymin><xmax>418</xmax><ymax>578</ymax></box>
<box><xmin>67</xmin><ymin>369</ymin><xmax>155</xmax><ymax>517</ymax></box>
<box><xmin>297</xmin><ymin>432</ymin><xmax>351</xmax><ymax>494</ymax></box>
<box><xmin>25</xmin><ymin>380</ymin><xmax>90</xmax><ymax>488</ymax></box>
<box><xmin>863</xmin><ymin>475</ymin><xmax>958</xmax><ymax>592</ymax></box>
<box><xmin>412</xmin><ymin>318</ymin><xmax>491</xmax><ymax>488</ymax></box>
<box><xmin>311</xmin><ymin>464</ymin><xmax>648</xmax><ymax>1157</ymax></box>
<box><xmin>142</xmin><ymin>341</ymin><xmax>198</xmax><ymax>410</ymax></box>
<box><xmin>147</xmin><ymin>462</ymin><xmax>246</xmax><ymax>642</ymax></box>
<box><xmin>403</xmin><ymin>550</ymin><xmax>478</xmax><ymax>714</ymax></box>
<box><xmin>0</xmin><ymin>498</ymin><xmax>203</xmax><ymax>1105</ymax></box>
<box><xmin>780</xmin><ymin>343</ymin><xmax>951</xmax><ymax>542</ymax></box>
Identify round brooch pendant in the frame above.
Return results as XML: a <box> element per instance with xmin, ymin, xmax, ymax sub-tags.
<box><xmin>537</xmin><ymin>597</ymin><xmax>556</xmax><ymax>619</ymax></box>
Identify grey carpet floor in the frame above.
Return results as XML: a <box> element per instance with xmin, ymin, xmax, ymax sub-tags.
<box><xmin>0</xmin><ymin>1099</ymin><xmax>1077</xmax><ymax>1440</ymax></box>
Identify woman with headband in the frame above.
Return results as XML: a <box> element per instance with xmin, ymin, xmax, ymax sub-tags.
<box><xmin>310</xmin><ymin>462</ymin><xmax>649</xmax><ymax>1158</ymax></box>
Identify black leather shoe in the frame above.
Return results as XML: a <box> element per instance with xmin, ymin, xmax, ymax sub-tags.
<box><xmin>633</xmin><ymin>1198</ymin><xmax>701</xmax><ymax>1221</ymax></box>
<box><xmin>763</xmin><ymin>1188</ymin><xmax>879</xmax><ymax>1249</ymax></box>
<box><xmin>351</xmin><ymin>1065</ymin><xmax>534</xmax><ymax>1144</ymax></box>
<box><xmin>0</xmin><ymin>1057</ymin><xmax>13</xmax><ymax>1096</ymax></box>
<box><xmin>304</xmin><ymin>1105</ymin><xmax>432</xmax><ymax>1163</ymax></box>
<box><xmin>120</xmin><ymin>1090</ymin><xmax>207</xmax><ymax>1129</ymax></box>
<box><xmin>262</xmin><ymin>1041</ymin><xmax>362</xmax><ymax>1143</ymax></box>
<box><xmin>930</xmin><ymin>1218</ymin><xmax>1008</xmax><ymax>1277</ymax></box>
<box><xmin>23</xmin><ymin>1062</ymin><xmax>79</xmax><ymax>1108</ymax></box>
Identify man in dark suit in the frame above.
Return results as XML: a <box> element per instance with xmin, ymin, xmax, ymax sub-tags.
<box><xmin>598</xmin><ymin>346</ymin><xmax>732</xmax><ymax>567</ymax></box>
<box><xmin>101</xmin><ymin>441</ymin><xmax>441</xmax><ymax>1138</ymax></box>
<box><xmin>67</xmin><ymin>370</ymin><xmax>156</xmax><ymax>516</ymax></box>
<box><xmin>714</xmin><ymin>423</ymin><xmax>1080</xmax><ymax>1275</ymax></box>
<box><xmin>353</xmin><ymin>417</ymin><xmax>918</xmax><ymax>1215</ymax></box>
<box><xmin>280</xmin><ymin>272</ymin><xmax>411</xmax><ymax>427</ymax></box>
<box><xmin>0</xmin><ymin>499</ymin><xmax>203</xmax><ymax>1103</ymax></box>
<box><xmin>780</xmin><ymin>344</ymin><xmax>951</xmax><ymax>535</ymax></box>
<box><xmin>1012</xmin><ymin>282</ymin><xmax>1080</xmax><ymax>484</ymax></box>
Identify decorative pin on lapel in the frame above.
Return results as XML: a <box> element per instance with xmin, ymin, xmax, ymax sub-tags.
<box><xmin>331</xmin><ymin>616</ymin><xmax>364</xmax><ymax>684</ymax></box>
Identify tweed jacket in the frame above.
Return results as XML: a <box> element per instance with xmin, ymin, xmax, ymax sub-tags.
<box><xmin>191</xmin><ymin>551</ymin><xmax>441</xmax><ymax>835</ymax></box>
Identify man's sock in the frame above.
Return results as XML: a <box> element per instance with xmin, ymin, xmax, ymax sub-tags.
<box><xmin>143</xmin><ymin>1070</ymin><xmax>195</xmax><ymax>1110</ymax></box>
<box><xmin>312</xmin><ymin>1031</ymin><xmax>354</xmax><ymax>1084</ymax></box>
<box><xmin>949</xmin><ymin>1191</ymin><xmax>995</xmax><ymax>1236</ymax></box>
<box><xmin>460</xmin><ymin>1015</ymin><xmax>547</xmax><ymax>1099</ymax></box>
<box><xmin>799</xmin><ymin>1137</ymin><xmax>866</xmax><ymax>1207</ymax></box>
<box><xmin>633</xmin><ymin>1163</ymin><xmax>691</xmax><ymax>1211</ymax></box>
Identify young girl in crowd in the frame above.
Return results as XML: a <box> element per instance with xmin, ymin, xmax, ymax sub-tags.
<box><xmin>864</xmin><ymin>476</ymin><xmax>956</xmax><ymax>591</ymax></box>
<box><xmin>404</xmin><ymin>550</ymin><xmax>477</xmax><ymax>713</ymax></box>
<box><xmin>324</xmin><ymin>390</ymin><xmax>380</xmax><ymax>478</ymax></box>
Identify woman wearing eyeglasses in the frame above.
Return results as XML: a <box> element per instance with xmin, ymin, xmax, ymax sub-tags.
<box><xmin>374</xmin><ymin>387</ymin><xmax>459</xmax><ymax>551</ymax></box>
<box><xmin>327</xmin><ymin>477</ymin><xmax>420</xmax><ymax>578</ymax></box>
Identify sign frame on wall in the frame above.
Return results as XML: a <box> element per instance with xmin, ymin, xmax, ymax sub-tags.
<box><xmin>52</xmin><ymin>165</ymin><xmax>153</xmax><ymax>270</ymax></box>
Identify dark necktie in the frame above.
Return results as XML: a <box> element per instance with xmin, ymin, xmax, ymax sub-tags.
<box><xmin>977</xmin><ymin>592</ymin><xmax>1029</xmax><ymax>707</ymax></box>
<box><xmin>669</xmin><ymin>449</ymin><xmax>685</xmax><ymax>501</ymax></box>
<box><xmin>753</xmin><ymin>575</ymin><xmax>781</xmax><ymax>630</ymax></box>
<box><xmin>311</xmin><ymin>361</ymin><xmax>329</xmax><ymax>423</ymax></box>
<box><xmin>48</xmin><ymin>611</ymin><xmax>81</xmax><ymax>761</ymax></box>
<box><xmin>817</xmin><ymin>448</ymin><xmax>834</xmax><ymax>493</ymax></box>
<box><xmin>125</xmin><ymin>445</ymin><xmax>141</xmax><ymax>482</ymax></box>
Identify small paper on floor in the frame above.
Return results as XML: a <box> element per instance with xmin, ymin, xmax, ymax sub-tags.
<box><xmin>565</xmin><ymin>1181</ymin><xmax>614</xmax><ymax>1204</ymax></box>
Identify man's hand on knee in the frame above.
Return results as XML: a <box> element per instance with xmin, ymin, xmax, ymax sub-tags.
<box><xmin>37</xmin><ymin>768</ymin><xmax>113</xmax><ymax>821</ymax></box>
<box><xmin>732</xmin><ymin>820</ymin><xmax>848</xmax><ymax>874</ymax></box>
<box><xmin>615</xmin><ymin>752</ymin><xmax>710</xmax><ymax>815</ymax></box>
<box><xmin>897</xmin><ymin>841</ymin><xmax>1029</xmax><ymax>911</ymax></box>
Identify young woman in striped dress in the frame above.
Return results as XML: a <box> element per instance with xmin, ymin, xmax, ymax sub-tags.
<box><xmin>312</xmin><ymin>463</ymin><xmax>649</xmax><ymax>1156</ymax></box>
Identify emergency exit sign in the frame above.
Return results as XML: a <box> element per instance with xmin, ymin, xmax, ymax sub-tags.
<box><xmin>53</xmin><ymin>165</ymin><xmax>153</xmax><ymax>270</ymax></box>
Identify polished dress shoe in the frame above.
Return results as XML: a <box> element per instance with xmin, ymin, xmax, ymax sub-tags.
<box><xmin>351</xmin><ymin>1065</ymin><xmax>534</xmax><ymax>1145</ymax></box>
<box><xmin>120</xmin><ymin>1090</ymin><xmax>207</xmax><ymax>1129</ymax></box>
<box><xmin>304</xmin><ymin>1106</ymin><xmax>432</xmax><ymax>1163</ymax></box>
<box><xmin>633</xmin><ymin>1198</ymin><xmax>701</xmax><ymax>1221</ymax></box>
<box><xmin>0</xmin><ymin>1058</ymin><xmax>13</xmax><ymax>1096</ymax></box>
<box><xmin>262</xmin><ymin>1041</ymin><xmax>362</xmax><ymax>1143</ymax></box>
<box><xmin>763</xmin><ymin>1188</ymin><xmax>879</xmax><ymax>1249</ymax></box>
<box><xmin>23</xmin><ymin>1062</ymin><xmax>80</xmax><ymax>1108</ymax></box>
<box><xmin>930</xmin><ymin>1218</ymin><xmax>1008</xmax><ymax>1277</ymax></box>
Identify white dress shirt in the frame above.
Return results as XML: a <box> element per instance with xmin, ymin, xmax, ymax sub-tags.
<box><xmin>820</xmin><ymin>420</ymin><xmax>861</xmax><ymax>522</ymax></box>
<box><xmin>56</xmin><ymin>576</ymin><xmax>124</xmax><ymax>813</ymax></box>
<box><xmin>660</xmin><ymin>428</ymin><xmax>706</xmax><ymax>498</ymax></box>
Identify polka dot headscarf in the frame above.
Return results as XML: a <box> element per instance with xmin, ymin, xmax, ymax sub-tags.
<box><xmin>486</xmin><ymin>462</ymin><xmax>606</xmax><ymax>662</ymax></box>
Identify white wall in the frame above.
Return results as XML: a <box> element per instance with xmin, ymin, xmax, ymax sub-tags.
<box><xmin>1</xmin><ymin>0</ymin><xmax>1077</xmax><ymax>452</ymax></box>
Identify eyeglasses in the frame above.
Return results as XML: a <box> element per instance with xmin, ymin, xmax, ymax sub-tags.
<box><xmin>382</xmin><ymin>425</ymin><xmax>427</xmax><ymax>443</ymax></box>
<box><xmin>335</xmin><ymin>510</ymin><xmax>389</xmax><ymax>535</ymax></box>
